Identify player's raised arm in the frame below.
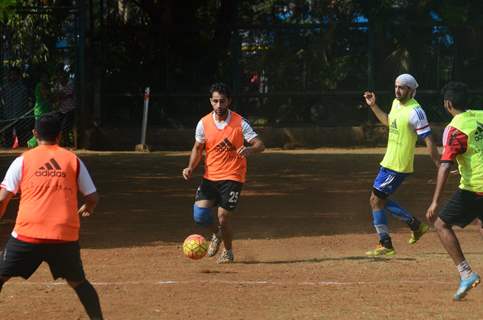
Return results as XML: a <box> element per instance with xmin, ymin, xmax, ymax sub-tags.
<box><xmin>183</xmin><ymin>141</ymin><xmax>204</xmax><ymax>180</ymax></box>
<box><xmin>363</xmin><ymin>91</ymin><xmax>388</xmax><ymax>126</ymax></box>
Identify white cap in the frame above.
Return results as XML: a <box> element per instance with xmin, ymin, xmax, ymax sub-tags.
<box><xmin>395</xmin><ymin>74</ymin><xmax>418</xmax><ymax>89</ymax></box>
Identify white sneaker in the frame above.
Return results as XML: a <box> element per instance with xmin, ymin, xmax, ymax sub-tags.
<box><xmin>207</xmin><ymin>233</ymin><xmax>222</xmax><ymax>257</ymax></box>
<box><xmin>217</xmin><ymin>249</ymin><xmax>234</xmax><ymax>264</ymax></box>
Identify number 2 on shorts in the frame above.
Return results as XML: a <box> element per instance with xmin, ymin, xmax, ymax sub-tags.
<box><xmin>228</xmin><ymin>191</ymin><xmax>239</xmax><ymax>204</ymax></box>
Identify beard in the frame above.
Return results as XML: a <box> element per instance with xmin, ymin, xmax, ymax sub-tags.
<box><xmin>396</xmin><ymin>93</ymin><xmax>409</xmax><ymax>101</ymax></box>
<box><xmin>216</xmin><ymin>107</ymin><xmax>228</xmax><ymax>116</ymax></box>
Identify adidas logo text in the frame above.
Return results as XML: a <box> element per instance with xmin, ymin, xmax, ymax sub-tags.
<box><xmin>35</xmin><ymin>158</ymin><xmax>66</xmax><ymax>178</ymax></box>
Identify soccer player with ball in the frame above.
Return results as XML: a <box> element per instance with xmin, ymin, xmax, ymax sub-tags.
<box><xmin>182</xmin><ymin>83</ymin><xmax>265</xmax><ymax>263</ymax></box>
<box><xmin>363</xmin><ymin>74</ymin><xmax>440</xmax><ymax>256</ymax></box>
<box><xmin>426</xmin><ymin>82</ymin><xmax>483</xmax><ymax>300</ymax></box>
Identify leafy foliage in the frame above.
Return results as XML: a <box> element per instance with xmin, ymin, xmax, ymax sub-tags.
<box><xmin>0</xmin><ymin>0</ymin><xmax>17</xmax><ymax>22</ymax></box>
<box><xmin>3</xmin><ymin>0</ymin><xmax>67</xmax><ymax>72</ymax></box>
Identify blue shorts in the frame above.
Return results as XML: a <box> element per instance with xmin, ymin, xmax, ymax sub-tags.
<box><xmin>372</xmin><ymin>167</ymin><xmax>409</xmax><ymax>198</ymax></box>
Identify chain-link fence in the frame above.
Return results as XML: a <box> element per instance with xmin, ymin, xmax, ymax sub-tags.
<box><xmin>0</xmin><ymin>67</ymin><xmax>33</xmax><ymax>148</ymax></box>
<box><xmin>3</xmin><ymin>2</ymin><xmax>481</xmax><ymax>149</ymax></box>
<box><xmin>100</xmin><ymin>20</ymin><xmax>483</xmax><ymax>130</ymax></box>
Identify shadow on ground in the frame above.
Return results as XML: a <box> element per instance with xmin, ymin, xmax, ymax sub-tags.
<box><xmin>0</xmin><ymin>152</ymin><xmax>454</xmax><ymax>249</ymax></box>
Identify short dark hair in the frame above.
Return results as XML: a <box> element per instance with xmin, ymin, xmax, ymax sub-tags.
<box><xmin>36</xmin><ymin>113</ymin><xmax>62</xmax><ymax>141</ymax></box>
<box><xmin>209</xmin><ymin>82</ymin><xmax>232</xmax><ymax>99</ymax></box>
<box><xmin>441</xmin><ymin>81</ymin><xmax>469</xmax><ymax>111</ymax></box>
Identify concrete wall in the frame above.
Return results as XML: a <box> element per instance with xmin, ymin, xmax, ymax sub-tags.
<box><xmin>84</xmin><ymin>124</ymin><xmax>446</xmax><ymax>151</ymax></box>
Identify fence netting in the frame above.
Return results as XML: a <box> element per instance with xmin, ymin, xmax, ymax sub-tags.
<box><xmin>0</xmin><ymin>68</ymin><xmax>34</xmax><ymax>149</ymax></box>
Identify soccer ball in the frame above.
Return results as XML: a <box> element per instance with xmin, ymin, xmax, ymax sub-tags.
<box><xmin>183</xmin><ymin>234</ymin><xmax>208</xmax><ymax>260</ymax></box>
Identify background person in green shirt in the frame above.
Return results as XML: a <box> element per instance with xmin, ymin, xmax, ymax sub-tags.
<box><xmin>426</xmin><ymin>81</ymin><xmax>483</xmax><ymax>301</ymax></box>
<box><xmin>27</xmin><ymin>76</ymin><xmax>51</xmax><ymax>148</ymax></box>
<box><xmin>363</xmin><ymin>74</ymin><xmax>440</xmax><ymax>257</ymax></box>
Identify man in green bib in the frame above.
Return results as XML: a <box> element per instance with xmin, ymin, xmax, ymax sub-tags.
<box><xmin>363</xmin><ymin>74</ymin><xmax>440</xmax><ymax>257</ymax></box>
<box><xmin>426</xmin><ymin>82</ymin><xmax>483</xmax><ymax>300</ymax></box>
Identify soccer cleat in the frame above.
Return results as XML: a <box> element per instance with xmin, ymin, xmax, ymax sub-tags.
<box><xmin>217</xmin><ymin>249</ymin><xmax>234</xmax><ymax>264</ymax></box>
<box><xmin>207</xmin><ymin>233</ymin><xmax>222</xmax><ymax>257</ymax></box>
<box><xmin>365</xmin><ymin>244</ymin><xmax>395</xmax><ymax>257</ymax></box>
<box><xmin>408</xmin><ymin>222</ymin><xmax>429</xmax><ymax>244</ymax></box>
<box><xmin>453</xmin><ymin>273</ymin><xmax>480</xmax><ymax>301</ymax></box>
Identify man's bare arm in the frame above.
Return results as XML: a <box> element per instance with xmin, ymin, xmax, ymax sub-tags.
<box><xmin>363</xmin><ymin>91</ymin><xmax>388</xmax><ymax>126</ymax></box>
<box><xmin>182</xmin><ymin>141</ymin><xmax>204</xmax><ymax>180</ymax></box>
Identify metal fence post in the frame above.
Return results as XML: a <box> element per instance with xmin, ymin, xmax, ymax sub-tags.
<box><xmin>135</xmin><ymin>87</ymin><xmax>150</xmax><ymax>152</ymax></box>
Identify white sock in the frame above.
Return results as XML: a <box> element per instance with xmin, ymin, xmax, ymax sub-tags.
<box><xmin>457</xmin><ymin>260</ymin><xmax>473</xmax><ymax>280</ymax></box>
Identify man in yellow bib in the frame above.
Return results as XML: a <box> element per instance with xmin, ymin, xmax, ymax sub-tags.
<box><xmin>363</xmin><ymin>74</ymin><xmax>439</xmax><ymax>256</ymax></box>
<box><xmin>426</xmin><ymin>82</ymin><xmax>483</xmax><ymax>300</ymax></box>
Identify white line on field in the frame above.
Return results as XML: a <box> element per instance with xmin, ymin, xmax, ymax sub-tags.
<box><xmin>5</xmin><ymin>279</ymin><xmax>453</xmax><ymax>287</ymax></box>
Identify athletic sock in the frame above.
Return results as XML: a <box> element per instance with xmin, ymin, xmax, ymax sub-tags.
<box><xmin>380</xmin><ymin>235</ymin><xmax>393</xmax><ymax>250</ymax></box>
<box><xmin>385</xmin><ymin>200</ymin><xmax>414</xmax><ymax>224</ymax></box>
<box><xmin>372</xmin><ymin>210</ymin><xmax>392</xmax><ymax>248</ymax></box>
<box><xmin>406</xmin><ymin>217</ymin><xmax>421</xmax><ymax>232</ymax></box>
<box><xmin>457</xmin><ymin>260</ymin><xmax>473</xmax><ymax>280</ymax></box>
<box><xmin>74</xmin><ymin>280</ymin><xmax>104</xmax><ymax>320</ymax></box>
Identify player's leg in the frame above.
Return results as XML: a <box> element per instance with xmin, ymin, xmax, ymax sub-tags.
<box><xmin>435</xmin><ymin>189</ymin><xmax>481</xmax><ymax>300</ymax></box>
<box><xmin>216</xmin><ymin>180</ymin><xmax>243</xmax><ymax>264</ymax></box>
<box><xmin>434</xmin><ymin>217</ymin><xmax>465</xmax><ymax>265</ymax></box>
<box><xmin>383</xmin><ymin>198</ymin><xmax>428</xmax><ymax>244</ymax></box>
<box><xmin>0</xmin><ymin>236</ymin><xmax>43</xmax><ymax>284</ymax></box>
<box><xmin>366</xmin><ymin>189</ymin><xmax>395</xmax><ymax>256</ymax></box>
<box><xmin>67</xmin><ymin>280</ymin><xmax>103</xmax><ymax>320</ymax></box>
<box><xmin>366</xmin><ymin>167</ymin><xmax>394</xmax><ymax>256</ymax></box>
<box><xmin>194</xmin><ymin>179</ymin><xmax>221</xmax><ymax>256</ymax></box>
<box><xmin>378</xmin><ymin>170</ymin><xmax>427</xmax><ymax>237</ymax></box>
<box><xmin>46</xmin><ymin>242</ymin><xmax>103</xmax><ymax>319</ymax></box>
<box><xmin>217</xmin><ymin>209</ymin><xmax>234</xmax><ymax>264</ymax></box>
<box><xmin>218</xmin><ymin>206</ymin><xmax>233</xmax><ymax>250</ymax></box>
<box><xmin>194</xmin><ymin>200</ymin><xmax>218</xmax><ymax>234</ymax></box>
<box><xmin>194</xmin><ymin>199</ymin><xmax>222</xmax><ymax>257</ymax></box>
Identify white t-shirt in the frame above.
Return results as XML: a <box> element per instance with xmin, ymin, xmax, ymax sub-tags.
<box><xmin>1</xmin><ymin>156</ymin><xmax>96</xmax><ymax>195</ymax></box>
<box><xmin>195</xmin><ymin>110</ymin><xmax>258</xmax><ymax>143</ymax></box>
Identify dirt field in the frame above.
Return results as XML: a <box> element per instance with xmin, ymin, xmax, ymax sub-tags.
<box><xmin>1</xmin><ymin>148</ymin><xmax>483</xmax><ymax>319</ymax></box>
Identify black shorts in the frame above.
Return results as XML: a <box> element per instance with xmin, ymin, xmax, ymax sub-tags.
<box><xmin>0</xmin><ymin>236</ymin><xmax>86</xmax><ymax>281</ymax></box>
<box><xmin>438</xmin><ymin>189</ymin><xmax>483</xmax><ymax>228</ymax></box>
<box><xmin>195</xmin><ymin>178</ymin><xmax>243</xmax><ymax>211</ymax></box>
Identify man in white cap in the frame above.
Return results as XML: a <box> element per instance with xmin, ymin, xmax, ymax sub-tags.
<box><xmin>363</xmin><ymin>73</ymin><xmax>440</xmax><ymax>256</ymax></box>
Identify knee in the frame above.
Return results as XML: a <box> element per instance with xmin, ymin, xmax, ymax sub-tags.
<box><xmin>193</xmin><ymin>205</ymin><xmax>213</xmax><ymax>227</ymax></box>
<box><xmin>67</xmin><ymin>279</ymin><xmax>85</xmax><ymax>289</ymax></box>
<box><xmin>434</xmin><ymin>218</ymin><xmax>449</xmax><ymax>232</ymax></box>
<box><xmin>369</xmin><ymin>194</ymin><xmax>376</xmax><ymax>207</ymax></box>
<box><xmin>218</xmin><ymin>210</ymin><xmax>231</xmax><ymax>225</ymax></box>
<box><xmin>370</xmin><ymin>193</ymin><xmax>382</xmax><ymax>209</ymax></box>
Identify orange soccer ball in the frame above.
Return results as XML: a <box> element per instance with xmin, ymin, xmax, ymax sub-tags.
<box><xmin>182</xmin><ymin>234</ymin><xmax>208</xmax><ymax>260</ymax></box>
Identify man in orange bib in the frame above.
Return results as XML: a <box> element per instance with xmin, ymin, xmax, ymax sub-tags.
<box><xmin>183</xmin><ymin>83</ymin><xmax>265</xmax><ymax>263</ymax></box>
<box><xmin>0</xmin><ymin>113</ymin><xmax>103</xmax><ymax>320</ymax></box>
